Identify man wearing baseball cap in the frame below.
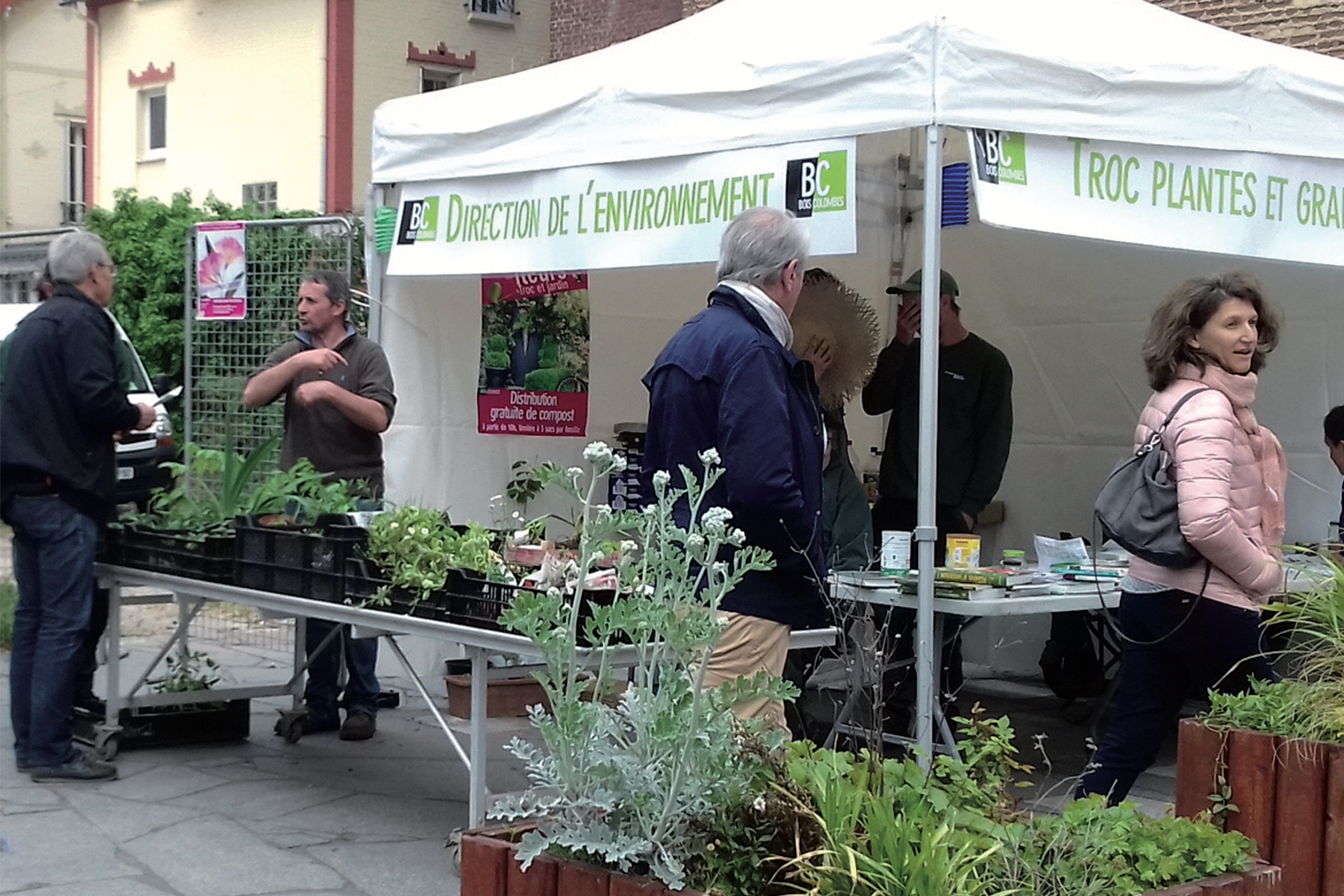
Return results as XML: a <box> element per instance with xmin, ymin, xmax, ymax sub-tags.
<box><xmin>861</xmin><ymin>268</ymin><xmax>1013</xmax><ymax>726</ymax></box>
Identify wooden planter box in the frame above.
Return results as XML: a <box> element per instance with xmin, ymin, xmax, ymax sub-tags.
<box><xmin>1175</xmin><ymin>718</ymin><xmax>1344</xmax><ymax>896</ymax></box>
<box><xmin>444</xmin><ymin>672</ymin><xmax>550</xmax><ymax>719</ymax></box>
<box><xmin>462</xmin><ymin>825</ymin><xmax>1277</xmax><ymax>896</ymax></box>
<box><xmin>460</xmin><ymin>827</ymin><xmax>705</xmax><ymax>896</ymax></box>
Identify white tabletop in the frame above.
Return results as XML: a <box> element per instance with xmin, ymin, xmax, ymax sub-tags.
<box><xmin>832</xmin><ymin>571</ymin><xmax>1122</xmax><ymax>617</ymax></box>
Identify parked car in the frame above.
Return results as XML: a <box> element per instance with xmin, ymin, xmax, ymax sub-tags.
<box><xmin>0</xmin><ymin>302</ymin><xmax>178</xmax><ymax>508</ymax></box>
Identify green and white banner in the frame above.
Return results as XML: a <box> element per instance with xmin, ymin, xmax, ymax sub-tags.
<box><xmin>972</xmin><ymin>130</ymin><xmax>1344</xmax><ymax>266</ymax></box>
<box><xmin>387</xmin><ymin>139</ymin><xmax>856</xmax><ymax>276</ymax></box>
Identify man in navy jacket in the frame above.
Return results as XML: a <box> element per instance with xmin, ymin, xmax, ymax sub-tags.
<box><xmin>642</xmin><ymin>207</ymin><xmax>827</xmax><ymax>733</ymax></box>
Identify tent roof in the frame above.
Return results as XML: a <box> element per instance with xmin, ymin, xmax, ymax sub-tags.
<box><xmin>372</xmin><ymin>0</ymin><xmax>1344</xmax><ymax>184</ymax></box>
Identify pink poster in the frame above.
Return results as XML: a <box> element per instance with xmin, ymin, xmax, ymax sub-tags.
<box><xmin>195</xmin><ymin>221</ymin><xmax>247</xmax><ymax>320</ymax></box>
<box><xmin>478</xmin><ymin>272</ymin><xmax>590</xmax><ymax>437</ymax></box>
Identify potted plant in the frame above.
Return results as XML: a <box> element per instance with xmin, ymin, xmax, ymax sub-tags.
<box><xmin>1173</xmin><ymin>550</ymin><xmax>1344</xmax><ymax>896</ymax></box>
<box><xmin>484</xmin><ymin>334</ymin><xmax>511</xmax><ymax>389</ymax></box>
<box><xmin>476</xmin><ymin>444</ymin><xmax>791</xmax><ymax>891</ymax></box>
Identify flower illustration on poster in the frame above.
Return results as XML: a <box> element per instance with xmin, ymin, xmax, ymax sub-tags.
<box><xmin>195</xmin><ymin>221</ymin><xmax>248</xmax><ymax>320</ymax></box>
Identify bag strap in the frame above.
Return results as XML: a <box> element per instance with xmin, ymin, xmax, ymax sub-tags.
<box><xmin>1136</xmin><ymin>387</ymin><xmax>1213</xmax><ymax>455</ymax></box>
<box><xmin>1155</xmin><ymin>387</ymin><xmax>1213</xmax><ymax>434</ymax></box>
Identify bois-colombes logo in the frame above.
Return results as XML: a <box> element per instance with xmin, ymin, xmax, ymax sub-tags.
<box><xmin>972</xmin><ymin>130</ymin><xmax>1027</xmax><ymax>186</ymax></box>
<box><xmin>397</xmin><ymin>197</ymin><xmax>440</xmax><ymax>244</ymax></box>
<box><xmin>785</xmin><ymin>150</ymin><xmax>848</xmax><ymax>217</ymax></box>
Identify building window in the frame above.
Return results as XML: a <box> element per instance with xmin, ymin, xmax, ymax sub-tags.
<box><xmin>468</xmin><ymin>0</ymin><xmax>516</xmax><ymax>25</ymax></box>
<box><xmin>421</xmin><ymin>68</ymin><xmax>462</xmax><ymax>93</ymax></box>
<box><xmin>141</xmin><ymin>89</ymin><xmax>167</xmax><ymax>159</ymax></box>
<box><xmin>63</xmin><ymin>121</ymin><xmax>86</xmax><ymax>224</ymax></box>
<box><xmin>242</xmin><ymin>181</ymin><xmax>278</xmax><ymax>213</ymax></box>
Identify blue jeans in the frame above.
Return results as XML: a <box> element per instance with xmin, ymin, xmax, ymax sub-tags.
<box><xmin>8</xmin><ymin>495</ymin><xmax>99</xmax><ymax>767</ymax></box>
<box><xmin>1077</xmin><ymin>589</ymin><xmax>1274</xmax><ymax>803</ymax></box>
<box><xmin>303</xmin><ymin>618</ymin><xmax>379</xmax><ymax>725</ymax></box>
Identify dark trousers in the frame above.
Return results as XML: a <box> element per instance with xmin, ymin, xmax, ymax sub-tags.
<box><xmin>304</xmin><ymin>619</ymin><xmax>380</xmax><ymax>725</ymax></box>
<box><xmin>8</xmin><ymin>495</ymin><xmax>99</xmax><ymax>767</ymax></box>
<box><xmin>869</xmin><ymin>497</ymin><xmax>969</xmax><ymax>708</ymax></box>
<box><xmin>74</xmin><ymin>586</ymin><xmax>110</xmax><ymax>706</ymax></box>
<box><xmin>1077</xmin><ymin>589</ymin><xmax>1274</xmax><ymax>804</ymax></box>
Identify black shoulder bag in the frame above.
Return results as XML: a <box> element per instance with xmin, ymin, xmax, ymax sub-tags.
<box><xmin>1094</xmin><ymin>388</ymin><xmax>1212</xmax><ymax>568</ymax></box>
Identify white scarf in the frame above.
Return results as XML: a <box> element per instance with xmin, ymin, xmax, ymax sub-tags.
<box><xmin>719</xmin><ymin>280</ymin><xmax>793</xmax><ymax>350</ymax></box>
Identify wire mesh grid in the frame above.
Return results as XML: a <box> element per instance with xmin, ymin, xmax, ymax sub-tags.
<box><xmin>187</xmin><ymin>600</ymin><xmax>296</xmax><ymax>654</ymax></box>
<box><xmin>185</xmin><ymin>217</ymin><xmax>359</xmax><ymax>461</ymax></box>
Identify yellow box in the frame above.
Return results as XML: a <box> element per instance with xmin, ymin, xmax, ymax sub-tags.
<box><xmin>945</xmin><ymin>534</ymin><xmax>981</xmax><ymax>569</ymax></box>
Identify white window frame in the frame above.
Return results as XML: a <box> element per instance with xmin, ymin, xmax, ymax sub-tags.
<box><xmin>140</xmin><ymin>88</ymin><xmax>167</xmax><ymax>161</ymax></box>
<box><xmin>467</xmin><ymin>0</ymin><xmax>516</xmax><ymax>26</ymax></box>
<box><xmin>63</xmin><ymin>120</ymin><xmax>87</xmax><ymax>224</ymax></box>
<box><xmin>420</xmin><ymin>67</ymin><xmax>463</xmax><ymax>93</ymax></box>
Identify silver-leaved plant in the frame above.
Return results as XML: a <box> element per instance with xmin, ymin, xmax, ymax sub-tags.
<box><xmin>490</xmin><ymin>442</ymin><xmax>797</xmax><ymax>889</ymax></box>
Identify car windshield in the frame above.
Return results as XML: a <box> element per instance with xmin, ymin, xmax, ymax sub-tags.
<box><xmin>110</xmin><ymin>325</ymin><xmax>153</xmax><ymax>393</ymax></box>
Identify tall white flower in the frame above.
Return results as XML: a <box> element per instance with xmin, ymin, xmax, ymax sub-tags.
<box><xmin>698</xmin><ymin>447</ymin><xmax>721</xmax><ymax>468</ymax></box>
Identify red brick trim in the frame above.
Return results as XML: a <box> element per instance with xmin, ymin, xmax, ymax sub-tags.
<box><xmin>128</xmin><ymin>62</ymin><xmax>175</xmax><ymax>88</ymax></box>
<box><xmin>406</xmin><ymin>42</ymin><xmax>477</xmax><ymax>69</ymax></box>
<box><xmin>325</xmin><ymin>0</ymin><xmax>354</xmax><ymax>214</ymax></box>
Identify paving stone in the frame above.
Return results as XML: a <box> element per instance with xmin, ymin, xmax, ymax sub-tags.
<box><xmin>255</xmin><ymin>791</ymin><xmax>462</xmax><ymax>841</ymax></box>
<box><xmin>121</xmin><ymin>815</ymin><xmax>344</xmax><ymax>896</ymax></box>
<box><xmin>61</xmin><ymin>790</ymin><xmax>203</xmax><ymax>843</ymax></box>
<box><xmin>2</xmin><ymin>879</ymin><xmax>177</xmax><ymax>896</ymax></box>
<box><xmin>98</xmin><ymin>763</ymin><xmax>229</xmax><ymax>803</ymax></box>
<box><xmin>166</xmin><ymin>778</ymin><xmax>347</xmax><ymax>821</ymax></box>
<box><xmin>308</xmin><ymin>837</ymin><xmax>461</xmax><ymax>896</ymax></box>
<box><xmin>0</xmin><ymin>808</ymin><xmax>140</xmax><ymax>893</ymax></box>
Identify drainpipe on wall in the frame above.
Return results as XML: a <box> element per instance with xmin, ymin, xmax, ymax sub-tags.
<box><xmin>0</xmin><ymin>6</ymin><xmax>11</xmax><ymax>228</ymax></box>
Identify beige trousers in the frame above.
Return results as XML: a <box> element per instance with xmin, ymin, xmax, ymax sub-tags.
<box><xmin>700</xmin><ymin>611</ymin><xmax>792</xmax><ymax>736</ymax></box>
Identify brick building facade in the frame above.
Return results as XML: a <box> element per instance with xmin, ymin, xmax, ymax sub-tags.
<box><xmin>1149</xmin><ymin>0</ymin><xmax>1344</xmax><ymax>59</ymax></box>
<box><xmin>551</xmin><ymin>0</ymin><xmax>683</xmax><ymax>61</ymax></box>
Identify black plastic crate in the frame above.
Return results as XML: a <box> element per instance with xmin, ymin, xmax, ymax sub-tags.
<box><xmin>116</xmin><ymin>525</ymin><xmax>235</xmax><ymax>583</ymax></box>
<box><xmin>343</xmin><ymin>556</ymin><xmax>451</xmax><ymax>619</ymax></box>
<box><xmin>234</xmin><ymin>515</ymin><xmax>368</xmax><ymax>602</ymax></box>
<box><xmin>448</xmin><ymin>576</ymin><xmax>618</xmax><ymax>641</ymax></box>
<box><xmin>74</xmin><ymin>699</ymin><xmax>250</xmax><ymax>749</ymax></box>
<box><xmin>446</xmin><ymin>574</ymin><xmax>518</xmax><ymax>630</ymax></box>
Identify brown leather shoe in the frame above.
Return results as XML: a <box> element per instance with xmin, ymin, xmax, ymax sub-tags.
<box><xmin>339</xmin><ymin>711</ymin><xmax>376</xmax><ymax>741</ymax></box>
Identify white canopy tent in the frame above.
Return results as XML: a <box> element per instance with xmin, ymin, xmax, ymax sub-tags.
<box><xmin>369</xmin><ymin>0</ymin><xmax>1344</xmax><ymax>758</ymax></box>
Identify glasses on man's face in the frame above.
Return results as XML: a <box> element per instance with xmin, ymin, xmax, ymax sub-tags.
<box><xmin>97</xmin><ymin>261</ymin><xmax>118</xmax><ymax>275</ymax></box>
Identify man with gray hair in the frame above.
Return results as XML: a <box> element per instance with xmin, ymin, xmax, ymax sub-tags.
<box><xmin>641</xmin><ymin>207</ymin><xmax>828</xmax><ymax>733</ymax></box>
<box><xmin>244</xmin><ymin>269</ymin><xmax>395</xmax><ymax>741</ymax></box>
<box><xmin>1</xmin><ymin>230</ymin><xmax>155</xmax><ymax>781</ymax></box>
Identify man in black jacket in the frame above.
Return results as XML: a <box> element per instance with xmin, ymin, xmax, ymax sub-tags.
<box><xmin>862</xmin><ymin>268</ymin><xmax>1013</xmax><ymax>730</ymax></box>
<box><xmin>1</xmin><ymin>231</ymin><xmax>154</xmax><ymax>781</ymax></box>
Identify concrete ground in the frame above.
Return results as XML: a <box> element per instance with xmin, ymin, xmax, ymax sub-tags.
<box><xmin>0</xmin><ymin>606</ymin><xmax>1179</xmax><ymax>896</ymax></box>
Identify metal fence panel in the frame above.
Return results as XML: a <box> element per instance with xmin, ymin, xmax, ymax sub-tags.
<box><xmin>184</xmin><ymin>217</ymin><xmax>358</xmax><ymax>458</ymax></box>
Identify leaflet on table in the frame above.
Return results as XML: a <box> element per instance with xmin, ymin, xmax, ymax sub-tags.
<box><xmin>1033</xmin><ymin>534</ymin><xmax>1090</xmax><ymax>572</ymax></box>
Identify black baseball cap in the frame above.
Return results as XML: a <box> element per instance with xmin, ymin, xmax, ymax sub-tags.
<box><xmin>886</xmin><ymin>268</ymin><xmax>959</xmax><ymax>297</ymax></box>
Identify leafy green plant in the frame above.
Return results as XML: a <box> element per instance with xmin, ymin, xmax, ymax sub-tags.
<box><xmin>124</xmin><ymin>436</ymin><xmax>364</xmax><ymax>535</ymax></box>
<box><xmin>150</xmin><ymin>648</ymin><xmax>221</xmax><ymax>693</ymax></box>
<box><xmin>364</xmin><ymin>507</ymin><xmax>509</xmax><ymax>605</ymax></box>
<box><xmin>490</xmin><ymin>444</ymin><xmax>794</xmax><ymax>889</ymax></box>
<box><xmin>986</xmin><ymin>796</ymin><xmax>1253</xmax><ymax>895</ymax></box>
<box><xmin>1196</xmin><ymin>549</ymin><xmax>1344</xmax><ymax>744</ymax></box>
<box><xmin>485</xmin><ymin>334</ymin><xmax>510</xmax><ymax>369</ymax></box>
<box><xmin>0</xmin><ymin>578</ymin><xmax>16</xmax><ymax>651</ymax></box>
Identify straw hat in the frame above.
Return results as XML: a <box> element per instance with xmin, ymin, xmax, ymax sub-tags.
<box><xmin>790</xmin><ymin>269</ymin><xmax>880</xmax><ymax>412</ymax></box>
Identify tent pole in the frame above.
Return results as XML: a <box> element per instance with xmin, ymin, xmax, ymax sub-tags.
<box><xmin>915</xmin><ymin>124</ymin><xmax>944</xmax><ymax>767</ymax></box>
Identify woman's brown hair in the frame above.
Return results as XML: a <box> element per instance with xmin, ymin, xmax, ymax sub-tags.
<box><xmin>1141</xmin><ymin>271</ymin><xmax>1282</xmax><ymax>391</ymax></box>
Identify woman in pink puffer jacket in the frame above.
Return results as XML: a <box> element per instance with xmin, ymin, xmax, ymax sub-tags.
<box><xmin>1078</xmin><ymin>271</ymin><xmax>1284</xmax><ymax>804</ymax></box>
